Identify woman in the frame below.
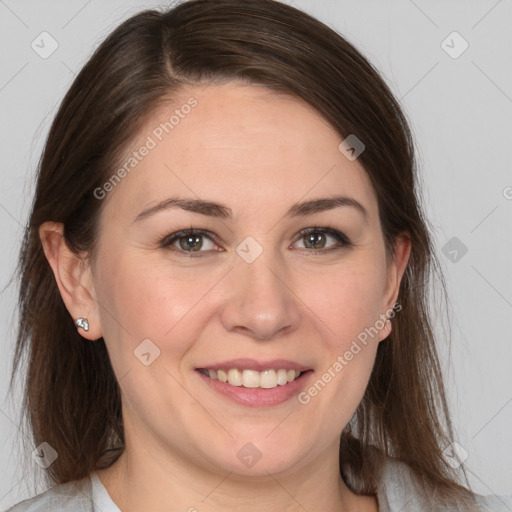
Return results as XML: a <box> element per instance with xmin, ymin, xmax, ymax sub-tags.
<box><xmin>7</xmin><ymin>0</ymin><xmax>511</xmax><ymax>510</ymax></box>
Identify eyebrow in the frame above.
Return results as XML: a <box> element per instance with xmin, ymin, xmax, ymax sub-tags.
<box><xmin>132</xmin><ymin>195</ymin><xmax>368</xmax><ymax>224</ymax></box>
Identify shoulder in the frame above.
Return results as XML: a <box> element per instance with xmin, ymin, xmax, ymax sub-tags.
<box><xmin>5</xmin><ymin>475</ymin><xmax>93</xmax><ymax>512</ymax></box>
<box><xmin>476</xmin><ymin>494</ymin><xmax>512</xmax><ymax>512</ymax></box>
<box><xmin>377</xmin><ymin>456</ymin><xmax>512</xmax><ymax>511</ymax></box>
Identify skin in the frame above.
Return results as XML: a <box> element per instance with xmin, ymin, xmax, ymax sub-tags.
<box><xmin>40</xmin><ymin>83</ymin><xmax>411</xmax><ymax>512</ymax></box>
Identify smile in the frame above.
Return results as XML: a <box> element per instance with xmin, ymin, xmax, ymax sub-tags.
<box><xmin>197</xmin><ymin>368</ymin><xmax>303</xmax><ymax>389</ymax></box>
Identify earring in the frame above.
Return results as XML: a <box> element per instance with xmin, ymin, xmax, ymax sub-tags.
<box><xmin>75</xmin><ymin>317</ymin><xmax>89</xmax><ymax>332</ymax></box>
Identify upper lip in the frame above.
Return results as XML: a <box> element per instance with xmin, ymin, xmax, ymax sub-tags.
<box><xmin>196</xmin><ymin>358</ymin><xmax>312</xmax><ymax>372</ymax></box>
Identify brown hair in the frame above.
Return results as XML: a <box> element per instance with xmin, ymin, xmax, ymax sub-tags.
<box><xmin>10</xmin><ymin>0</ymin><xmax>480</xmax><ymax>506</ymax></box>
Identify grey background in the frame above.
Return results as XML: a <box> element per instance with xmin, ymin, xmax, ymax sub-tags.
<box><xmin>1</xmin><ymin>0</ymin><xmax>511</xmax><ymax>508</ymax></box>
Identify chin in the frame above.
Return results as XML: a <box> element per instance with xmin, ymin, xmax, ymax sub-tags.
<box><xmin>198</xmin><ymin>435</ymin><xmax>307</xmax><ymax>478</ymax></box>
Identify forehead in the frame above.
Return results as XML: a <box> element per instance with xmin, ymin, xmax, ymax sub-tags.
<box><xmin>102</xmin><ymin>83</ymin><xmax>379</xmax><ymax>225</ymax></box>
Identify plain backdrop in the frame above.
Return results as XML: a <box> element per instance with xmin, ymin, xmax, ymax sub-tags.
<box><xmin>1</xmin><ymin>0</ymin><xmax>511</xmax><ymax>509</ymax></box>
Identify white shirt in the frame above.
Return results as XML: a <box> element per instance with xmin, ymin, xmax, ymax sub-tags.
<box><xmin>90</xmin><ymin>471</ymin><xmax>121</xmax><ymax>512</ymax></box>
<box><xmin>6</xmin><ymin>457</ymin><xmax>512</xmax><ymax>511</ymax></box>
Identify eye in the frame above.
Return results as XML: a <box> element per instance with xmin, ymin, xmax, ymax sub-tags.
<box><xmin>161</xmin><ymin>229</ymin><xmax>220</xmax><ymax>256</ymax></box>
<box><xmin>160</xmin><ymin>226</ymin><xmax>352</xmax><ymax>257</ymax></box>
<box><xmin>293</xmin><ymin>227</ymin><xmax>352</xmax><ymax>252</ymax></box>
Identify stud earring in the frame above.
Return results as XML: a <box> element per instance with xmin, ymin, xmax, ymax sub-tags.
<box><xmin>75</xmin><ymin>317</ymin><xmax>89</xmax><ymax>332</ymax></box>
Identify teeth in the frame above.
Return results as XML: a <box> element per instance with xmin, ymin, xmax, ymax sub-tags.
<box><xmin>228</xmin><ymin>369</ymin><xmax>242</xmax><ymax>386</ymax></box>
<box><xmin>201</xmin><ymin>368</ymin><xmax>303</xmax><ymax>389</ymax></box>
<box><xmin>242</xmin><ymin>369</ymin><xmax>260</xmax><ymax>388</ymax></box>
<box><xmin>260</xmin><ymin>369</ymin><xmax>277</xmax><ymax>389</ymax></box>
<box><xmin>277</xmin><ymin>369</ymin><xmax>288</xmax><ymax>386</ymax></box>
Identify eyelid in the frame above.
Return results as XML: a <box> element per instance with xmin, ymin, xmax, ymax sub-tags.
<box><xmin>160</xmin><ymin>228</ymin><xmax>222</xmax><ymax>255</ymax></box>
<box><xmin>291</xmin><ymin>227</ymin><xmax>353</xmax><ymax>252</ymax></box>
<box><xmin>160</xmin><ymin>226</ymin><xmax>353</xmax><ymax>256</ymax></box>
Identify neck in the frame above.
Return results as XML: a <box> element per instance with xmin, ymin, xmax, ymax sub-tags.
<box><xmin>96</xmin><ymin>437</ymin><xmax>376</xmax><ymax>512</ymax></box>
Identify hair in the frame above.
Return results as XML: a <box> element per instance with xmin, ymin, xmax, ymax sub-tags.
<box><xmin>10</xmin><ymin>0</ymin><xmax>483</xmax><ymax>507</ymax></box>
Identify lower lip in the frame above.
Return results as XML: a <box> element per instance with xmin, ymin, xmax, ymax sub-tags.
<box><xmin>196</xmin><ymin>370</ymin><xmax>313</xmax><ymax>407</ymax></box>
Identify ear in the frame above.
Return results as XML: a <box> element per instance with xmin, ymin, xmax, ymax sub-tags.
<box><xmin>378</xmin><ymin>233</ymin><xmax>411</xmax><ymax>342</ymax></box>
<box><xmin>39</xmin><ymin>221</ymin><xmax>103</xmax><ymax>341</ymax></box>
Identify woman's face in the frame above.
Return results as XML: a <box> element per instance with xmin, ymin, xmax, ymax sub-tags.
<box><xmin>88</xmin><ymin>83</ymin><xmax>409</xmax><ymax>477</ymax></box>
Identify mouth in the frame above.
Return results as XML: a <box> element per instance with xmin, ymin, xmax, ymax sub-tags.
<box><xmin>197</xmin><ymin>367</ymin><xmax>307</xmax><ymax>389</ymax></box>
<box><xmin>195</xmin><ymin>360</ymin><xmax>313</xmax><ymax>407</ymax></box>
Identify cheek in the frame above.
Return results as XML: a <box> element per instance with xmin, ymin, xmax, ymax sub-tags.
<box><xmin>298</xmin><ymin>260</ymin><xmax>386</xmax><ymax>407</ymax></box>
<box><xmin>309</xmin><ymin>260</ymin><xmax>387</xmax><ymax>346</ymax></box>
<box><xmin>94</xmin><ymin>253</ymin><xmax>222</xmax><ymax>365</ymax></box>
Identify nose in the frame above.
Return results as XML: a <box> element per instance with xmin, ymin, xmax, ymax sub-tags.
<box><xmin>219</xmin><ymin>249</ymin><xmax>301</xmax><ymax>341</ymax></box>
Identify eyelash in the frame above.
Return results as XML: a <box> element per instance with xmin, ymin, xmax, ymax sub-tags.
<box><xmin>159</xmin><ymin>226</ymin><xmax>353</xmax><ymax>257</ymax></box>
